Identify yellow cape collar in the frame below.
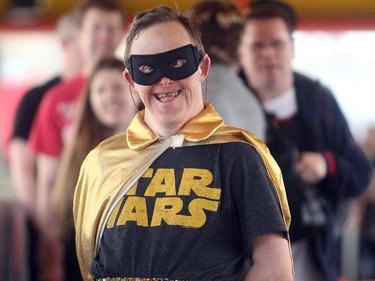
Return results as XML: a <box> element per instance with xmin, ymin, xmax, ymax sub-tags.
<box><xmin>126</xmin><ymin>103</ymin><xmax>224</xmax><ymax>150</ymax></box>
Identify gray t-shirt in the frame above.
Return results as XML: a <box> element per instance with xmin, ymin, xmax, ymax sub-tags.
<box><xmin>91</xmin><ymin>143</ymin><xmax>286</xmax><ymax>280</ymax></box>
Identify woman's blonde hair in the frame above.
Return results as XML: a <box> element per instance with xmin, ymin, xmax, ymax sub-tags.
<box><xmin>190</xmin><ymin>0</ymin><xmax>244</xmax><ymax>65</ymax></box>
<box><xmin>51</xmin><ymin>57</ymin><xmax>140</xmax><ymax>238</ymax></box>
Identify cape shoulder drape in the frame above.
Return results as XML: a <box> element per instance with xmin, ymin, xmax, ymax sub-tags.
<box><xmin>73</xmin><ymin>103</ymin><xmax>291</xmax><ymax>281</ymax></box>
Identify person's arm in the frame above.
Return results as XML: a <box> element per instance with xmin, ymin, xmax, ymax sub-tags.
<box><xmin>34</xmin><ymin>153</ymin><xmax>65</xmax><ymax>281</ymax></box>
<box><xmin>9</xmin><ymin>138</ymin><xmax>37</xmax><ymax>220</ymax></box>
<box><xmin>243</xmin><ymin>233</ymin><xmax>293</xmax><ymax>281</ymax></box>
<box><xmin>27</xmin><ymin>84</ymin><xmax>64</xmax><ymax>231</ymax></box>
<box><xmin>302</xmin><ymin>81</ymin><xmax>371</xmax><ymax>198</ymax></box>
<box><xmin>35</xmin><ymin>153</ymin><xmax>60</xmax><ymax>232</ymax></box>
<box><xmin>27</xmin><ymin>146</ymin><xmax>64</xmax><ymax>281</ymax></box>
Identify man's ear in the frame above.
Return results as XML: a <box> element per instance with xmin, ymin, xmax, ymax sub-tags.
<box><xmin>199</xmin><ymin>54</ymin><xmax>211</xmax><ymax>82</ymax></box>
<box><xmin>123</xmin><ymin>70</ymin><xmax>135</xmax><ymax>88</ymax></box>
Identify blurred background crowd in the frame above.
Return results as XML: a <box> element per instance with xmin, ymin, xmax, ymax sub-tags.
<box><xmin>0</xmin><ymin>0</ymin><xmax>375</xmax><ymax>280</ymax></box>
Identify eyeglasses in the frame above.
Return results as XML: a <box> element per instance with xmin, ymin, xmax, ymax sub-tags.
<box><xmin>243</xmin><ymin>38</ymin><xmax>292</xmax><ymax>52</ymax></box>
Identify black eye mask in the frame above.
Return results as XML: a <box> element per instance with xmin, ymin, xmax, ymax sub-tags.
<box><xmin>127</xmin><ymin>44</ymin><xmax>203</xmax><ymax>85</ymax></box>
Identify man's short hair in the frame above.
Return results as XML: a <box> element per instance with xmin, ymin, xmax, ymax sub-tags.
<box><xmin>246</xmin><ymin>0</ymin><xmax>298</xmax><ymax>34</ymax></box>
<box><xmin>124</xmin><ymin>5</ymin><xmax>205</xmax><ymax>69</ymax></box>
<box><xmin>76</xmin><ymin>0</ymin><xmax>125</xmax><ymax>27</ymax></box>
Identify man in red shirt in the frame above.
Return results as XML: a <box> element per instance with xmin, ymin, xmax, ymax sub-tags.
<box><xmin>28</xmin><ymin>1</ymin><xmax>125</xmax><ymax>279</ymax></box>
<box><xmin>30</xmin><ymin>0</ymin><xmax>124</xmax><ymax>232</ymax></box>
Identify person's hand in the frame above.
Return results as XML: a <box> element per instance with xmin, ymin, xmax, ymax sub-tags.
<box><xmin>37</xmin><ymin>235</ymin><xmax>65</xmax><ymax>281</ymax></box>
<box><xmin>296</xmin><ymin>152</ymin><xmax>327</xmax><ymax>184</ymax></box>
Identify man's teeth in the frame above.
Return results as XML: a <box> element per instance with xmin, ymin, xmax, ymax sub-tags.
<box><xmin>156</xmin><ymin>92</ymin><xmax>179</xmax><ymax>99</ymax></box>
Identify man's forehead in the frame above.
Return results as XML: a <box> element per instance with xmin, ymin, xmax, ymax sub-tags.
<box><xmin>130</xmin><ymin>22</ymin><xmax>193</xmax><ymax>56</ymax></box>
<box><xmin>243</xmin><ymin>19</ymin><xmax>290</xmax><ymax>41</ymax></box>
<box><xmin>82</xmin><ymin>7</ymin><xmax>122</xmax><ymax>22</ymax></box>
<box><xmin>245</xmin><ymin>18</ymin><xmax>289</xmax><ymax>33</ymax></box>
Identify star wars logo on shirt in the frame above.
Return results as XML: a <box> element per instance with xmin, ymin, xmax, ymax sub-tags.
<box><xmin>106</xmin><ymin>167</ymin><xmax>221</xmax><ymax>229</ymax></box>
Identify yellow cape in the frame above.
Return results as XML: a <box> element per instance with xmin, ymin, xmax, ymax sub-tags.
<box><xmin>73</xmin><ymin>103</ymin><xmax>291</xmax><ymax>280</ymax></box>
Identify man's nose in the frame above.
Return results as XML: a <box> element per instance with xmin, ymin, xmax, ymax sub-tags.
<box><xmin>158</xmin><ymin>76</ymin><xmax>174</xmax><ymax>86</ymax></box>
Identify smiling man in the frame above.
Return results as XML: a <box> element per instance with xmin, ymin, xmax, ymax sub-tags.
<box><xmin>73</xmin><ymin>5</ymin><xmax>293</xmax><ymax>281</ymax></box>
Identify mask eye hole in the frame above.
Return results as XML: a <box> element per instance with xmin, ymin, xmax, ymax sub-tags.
<box><xmin>138</xmin><ymin>65</ymin><xmax>154</xmax><ymax>74</ymax></box>
<box><xmin>170</xmin><ymin>58</ymin><xmax>187</xmax><ymax>69</ymax></box>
